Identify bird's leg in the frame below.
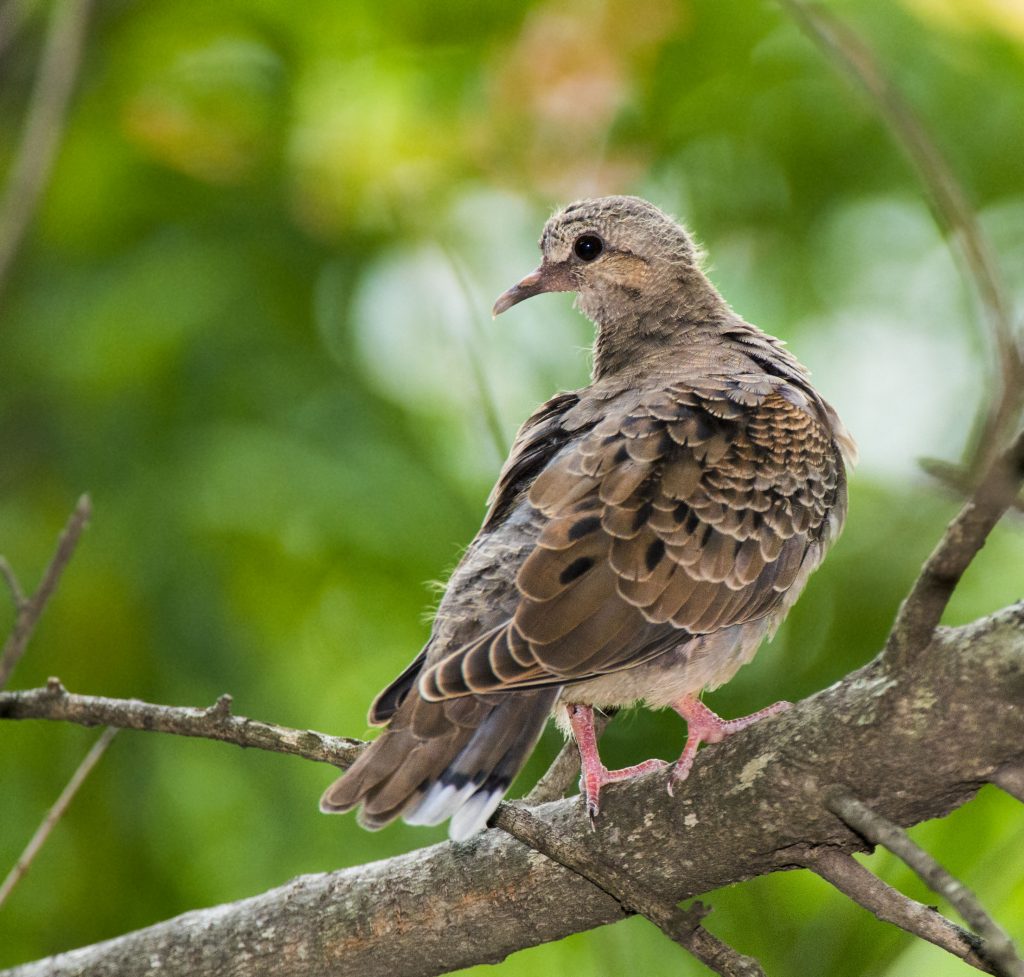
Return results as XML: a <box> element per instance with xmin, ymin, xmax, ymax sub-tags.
<box><xmin>668</xmin><ymin>694</ymin><xmax>791</xmax><ymax>793</ymax></box>
<box><xmin>566</xmin><ymin>703</ymin><xmax>668</xmax><ymax>824</ymax></box>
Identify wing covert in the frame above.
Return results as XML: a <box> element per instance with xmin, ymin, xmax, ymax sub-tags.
<box><xmin>420</xmin><ymin>374</ymin><xmax>846</xmax><ymax>701</ymax></box>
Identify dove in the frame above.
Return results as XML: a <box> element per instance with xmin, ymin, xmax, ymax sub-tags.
<box><xmin>321</xmin><ymin>195</ymin><xmax>855</xmax><ymax>841</ymax></box>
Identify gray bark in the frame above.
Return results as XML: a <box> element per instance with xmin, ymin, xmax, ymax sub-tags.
<box><xmin>5</xmin><ymin>601</ymin><xmax>1023</xmax><ymax>977</ymax></box>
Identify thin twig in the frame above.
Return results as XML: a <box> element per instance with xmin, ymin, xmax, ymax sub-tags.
<box><xmin>778</xmin><ymin>0</ymin><xmax>1023</xmax><ymax>467</ymax></box>
<box><xmin>0</xmin><ymin>680</ymin><xmax>367</xmax><ymax>769</ymax></box>
<box><xmin>991</xmin><ymin>766</ymin><xmax>1024</xmax><ymax>806</ymax></box>
<box><xmin>0</xmin><ymin>726</ymin><xmax>118</xmax><ymax>909</ymax></box>
<box><xmin>442</xmin><ymin>246</ymin><xmax>509</xmax><ymax>461</ymax></box>
<box><xmin>804</xmin><ymin>847</ymin><xmax>993</xmax><ymax>974</ymax></box>
<box><xmin>0</xmin><ymin>602</ymin><xmax>1022</xmax><ymax>977</ymax></box>
<box><xmin>884</xmin><ymin>428</ymin><xmax>1024</xmax><ymax>669</ymax></box>
<box><xmin>826</xmin><ymin>790</ymin><xmax>1024</xmax><ymax>977</ymax></box>
<box><xmin>0</xmin><ymin>0</ymin><xmax>93</xmax><ymax>302</ymax></box>
<box><xmin>524</xmin><ymin>738</ymin><xmax>580</xmax><ymax>805</ymax></box>
<box><xmin>0</xmin><ymin>557</ymin><xmax>26</xmax><ymax>606</ymax></box>
<box><xmin>780</xmin><ymin>1</ymin><xmax>1024</xmax><ymax>672</ymax></box>
<box><xmin>919</xmin><ymin>458</ymin><xmax>1024</xmax><ymax>513</ymax></box>
<box><xmin>493</xmin><ymin>803</ymin><xmax>766</xmax><ymax>977</ymax></box>
<box><xmin>0</xmin><ymin>0</ymin><xmax>34</xmax><ymax>63</ymax></box>
<box><xmin>0</xmin><ymin>495</ymin><xmax>92</xmax><ymax>690</ymax></box>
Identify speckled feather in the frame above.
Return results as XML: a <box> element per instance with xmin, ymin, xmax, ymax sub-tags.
<box><xmin>321</xmin><ymin>196</ymin><xmax>854</xmax><ymax>839</ymax></box>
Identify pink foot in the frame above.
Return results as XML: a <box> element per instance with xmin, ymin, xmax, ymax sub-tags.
<box><xmin>566</xmin><ymin>703</ymin><xmax>668</xmax><ymax>823</ymax></box>
<box><xmin>668</xmin><ymin>695</ymin><xmax>791</xmax><ymax>793</ymax></box>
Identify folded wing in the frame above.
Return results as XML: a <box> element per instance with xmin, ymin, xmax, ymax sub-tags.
<box><xmin>420</xmin><ymin>374</ymin><xmax>846</xmax><ymax>700</ymax></box>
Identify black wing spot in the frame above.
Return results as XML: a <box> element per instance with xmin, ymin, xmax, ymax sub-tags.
<box><xmin>560</xmin><ymin>556</ymin><xmax>595</xmax><ymax>584</ymax></box>
<box><xmin>645</xmin><ymin>538</ymin><xmax>666</xmax><ymax>572</ymax></box>
<box><xmin>568</xmin><ymin>515</ymin><xmax>601</xmax><ymax>541</ymax></box>
<box><xmin>694</xmin><ymin>413</ymin><xmax>715</xmax><ymax>441</ymax></box>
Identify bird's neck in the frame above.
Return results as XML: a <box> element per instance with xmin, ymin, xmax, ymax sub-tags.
<box><xmin>587</xmin><ymin>267</ymin><xmax>738</xmax><ymax>380</ymax></box>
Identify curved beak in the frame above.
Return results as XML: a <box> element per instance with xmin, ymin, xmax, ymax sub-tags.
<box><xmin>492</xmin><ymin>263</ymin><xmax>572</xmax><ymax>317</ymax></box>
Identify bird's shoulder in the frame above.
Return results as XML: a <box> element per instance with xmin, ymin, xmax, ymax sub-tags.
<box><xmin>482</xmin><ymin>389</ymin><xmax>588</xmax><ymax>531</ymax></box>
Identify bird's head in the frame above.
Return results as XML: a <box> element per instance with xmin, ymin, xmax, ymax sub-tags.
<box><xmin>492</xmin><ymin>196</ymin><xmax>704</xmax><ymax>323</ymax></box>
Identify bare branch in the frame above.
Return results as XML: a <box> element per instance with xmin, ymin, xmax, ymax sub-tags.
<box><xmin>0</xmin><ymin>495</ymin><xmax>92</xmax><ymax>690</ymax></box>
<box><xmin>885</xmin><ymin>428</ymin><xmax>1024</xmax><ymax>669</ymax></box>
<box><xmin>826</xmin><ymin>790</ymin><xmax>1024</xmax><ymax>977</ymax></box>
<box><xmin>524</xmin><ymin>739</ymin><xmax>580</xmax><ymax>805</ymax></box>
<box><xmin>775</xmin><ymin>0</ymin><xmax>1024</xmax><ymax>680</ymax></box>
<box><xmin>0</xmin><ymin>726</ymin><xmax>117</xmax><ymax>909</ymax></box>
<box><xmin>0</xmin><ymin>0</ymin><xmax>93</xmax><ymax>301</ymax></box>
<box><xmin>918</xmin><ymin>458</ymin><xmax>1024</xmax><ymax>513</ymax></box>
<box><xmin>0</xmin><ymin>558</ymin><xmax>26</xmax><ymax>607</ymax></box>
<box><xmin>3</xmin><ymin>603</ymin><xmax>1021</xmax><ymax>977</ymax></box>
<box><xmin>443</xmin><ymin>246</ymin><xmax>510</xmax><ymax>460</ymax></box>
<box><xmin>777</xmin><ymin>0</ymin><xmax>1023</xmax><ymax>465</ymax></box>
<box><xmin>494</xmin><ymin>803</ymin><xmax>766</xmax><ymax>977</ymax></box>
<box><xmin>992</xmin><ymin>765</ymin><xmax>1024</xmax><ymax>805</ymax></box>
<box><xmin>0</xmin><ymin>0</ymin><xmax>34</xmax><ymax>63</ymax></box>
<box><xmin>804</xmin><ymin>847</ymin><xmax>993</xmax><ymax>974</ymax></box>
<box><xmin>0</xmin><ymin>680</ymin><xmax>366</xmax><ymax>769</ymax></box>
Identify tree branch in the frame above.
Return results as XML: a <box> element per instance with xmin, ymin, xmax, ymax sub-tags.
<box><xmin>443</xmin><ymin>246</ymin><xmax>510</xmax><ymax>461</ymax></box>
<box><xmin>884</xmin><ymin>428</ymin><xmax>1024</xmax><ymax>669</ymax></box>
<box><xmin>0</xmin><ymin>0</ymin><xmax>34</xmax><ymax>65</ymax></box>
<box><xmin>0</xmin><ymin>495</ymin><xmax>91</xmax><ymax>690</ymax></box>
<box><xmin>803</xmin><ymin>847</ymin><xmax>994</xmax><ymax>973</ymax></box>
<box><xmin>992</xmin><ymin>765</ymin><xmax>1024</xmax><ymax>806</ymax></box>
<box><xmin>522</xmin><ymin>738</ymin><xmax>580</xmax><ymax>804</ymax></box>
<box><xmin>4</xmin><ymin>601</ymin><xmax>1021</xmax><ymax>977</ymax></box>
<box><xmin>0</xmin><ymin>680</ymin><xmax>365</xmax><ymax>769</ymax></box>
<box><xmin>0</xmin><ymin>727</ymin><xmax>118</xmax><ymax>909</ymax></box>
<box><xmin>777</xmin><ymin>0</ymin><xmax>1024</xmax><ymax>465</ymax></box>
<box><xmin>825</xmin><ymin>791</ymin><xmax>1024</xmax><ymax>977</ymax></box>
<box><xmin>494</xmin><ymin>803</ymin><xmax>766</xmax><ymax>977</ymax></box>
<box><xmin>0</xmin><ymin>0</ymin><xmax>93</xmax><ymax>303</ymax></box>
<box><xmin>918</xmin><ymin>458</ymin><xmax>1024</xmax><ymax>513</ymax></box>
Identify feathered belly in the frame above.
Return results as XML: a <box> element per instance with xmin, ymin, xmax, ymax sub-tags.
<box><xmin>555</xmin><ymin>617</ymin><xmax>771</xmax><ymax>723</ymax></box>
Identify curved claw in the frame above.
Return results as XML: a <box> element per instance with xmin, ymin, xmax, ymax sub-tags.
<box><xmin>580</xmin><ymin>758</ymin><xmax>670</xmax><ymax>821</ymax></box>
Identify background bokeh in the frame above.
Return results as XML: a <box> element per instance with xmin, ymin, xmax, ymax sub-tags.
<box><xmin>1</xmin><ymin>0</ymin><xmax>1022</xmax><ymax>973</ymax></box>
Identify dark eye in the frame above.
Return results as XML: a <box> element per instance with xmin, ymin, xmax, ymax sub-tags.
<box><xmin>573</xmin><ymin>234</ymin><xmax>603</xmax><ymax>262</ymax></box>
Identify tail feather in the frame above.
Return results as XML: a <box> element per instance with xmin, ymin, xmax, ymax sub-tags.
<box><xmin>362</xmin><ymin>731</ymin><xmax>467</xmax><ymax>820</ymax></box>
<box><xmin>321</xmin><ymin>686</ymin><xmax>559</xmax><ymax>839</ymax></box>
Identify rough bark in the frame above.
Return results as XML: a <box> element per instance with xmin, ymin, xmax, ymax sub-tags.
<box><xmin>0</xmin><ymin>682</ymin><xmax>364</xmax><ymax>769</ymax></box>
<box><xmin>5</xmin><ymin>601</ymin><xmax>1022</xmax><ymax>977</ymax></box>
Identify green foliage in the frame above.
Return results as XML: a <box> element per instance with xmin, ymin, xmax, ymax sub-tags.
<box><xmin>1</xmin><ymin>0</ymin><xmax>1022</xmax><ymax>972</ymax></box>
